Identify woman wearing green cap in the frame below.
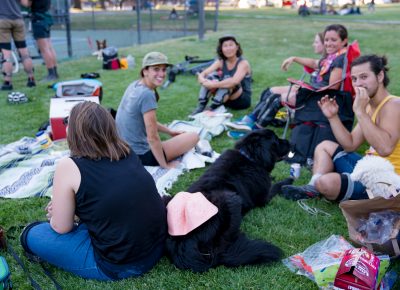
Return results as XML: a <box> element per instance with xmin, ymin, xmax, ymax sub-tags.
<box><xmin>190</xmin><ymin>35</ymin><xmax>252</xmax><ymax>116</ymax></box>
<box><xmin>116</xmin><ymin>52</ymin><xmax>199</xmax><ymax>169</ymax></box>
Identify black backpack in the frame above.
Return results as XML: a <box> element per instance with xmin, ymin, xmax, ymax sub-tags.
<box><xmin>288</xmin><ymin>88</ymin><xmax>354</xmax><ymax>165</ymax></box>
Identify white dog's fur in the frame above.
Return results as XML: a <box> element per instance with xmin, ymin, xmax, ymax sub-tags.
<box><xmin>351</xmin><ymin>155</ymin><xmax>400</xmax><ymax>199</ymax></box>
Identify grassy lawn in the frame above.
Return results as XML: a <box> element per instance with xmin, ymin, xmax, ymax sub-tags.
<box><xmin>1</xmin><ymin>6</ymin><xmax>400</xmax><ymax>289</ymax></box>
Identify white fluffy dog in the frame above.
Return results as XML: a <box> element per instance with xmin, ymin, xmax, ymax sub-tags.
<box><xmin>351</xmin><ymin>155</ymin><xmax>400</xmax><ymax>199</ymax></box>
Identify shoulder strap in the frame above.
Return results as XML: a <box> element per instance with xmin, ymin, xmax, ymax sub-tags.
<box><xmin>371</xmin><ymin>96</ymin><xmax>394</xmax><ymax>123</ymax></box>
<box><xmin>6</xmin><ymin>225</ymin><xmax>63</xmax><ymax>290</ymax></box>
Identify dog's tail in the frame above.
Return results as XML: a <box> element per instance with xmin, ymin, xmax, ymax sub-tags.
<box><xmin>219</xmin><ymin>233</ymin><xmax>283</xmax><ymax>267</ymax></box>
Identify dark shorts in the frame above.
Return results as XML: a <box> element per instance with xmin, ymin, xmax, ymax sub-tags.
<box><xmin>225</xmin><ymin>93</ymin><xmax>251</xmax><ymax>110</ymax></box>
<box><xmin>333</xmin><ymin>149</ymin><xmax>368</xmax><ymax>201</ymax></box>
<box><xmin>137</xmin><ymin>150</ymin><xmax>167</xmax><ymax>166</ymax></box>
<box><xmin>32</xmin><ymin>19</ymin><xmax>52</xmax><ymax>39</ymax></box>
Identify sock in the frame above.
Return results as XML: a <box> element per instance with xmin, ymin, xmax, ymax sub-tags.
<box><xmin>308</xmin><ymin>174</ymin><xmax>322</xmax><ymax>186</ymax></box>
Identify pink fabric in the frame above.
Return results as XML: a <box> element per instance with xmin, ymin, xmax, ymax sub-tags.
<box><xmin>167</xmin><ymin>192</ymin><xmax>218</xmax><ymax>236</ymax></box>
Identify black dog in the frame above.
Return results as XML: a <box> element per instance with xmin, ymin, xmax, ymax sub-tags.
<box><xmin>165</xmin><ymin>129</ymin><xmax>292</xmax><ymax>272</ymax></box>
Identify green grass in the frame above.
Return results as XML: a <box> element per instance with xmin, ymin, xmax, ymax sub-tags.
<box><xmin>1</xmin><ymin>6</ymin><xmax>400</xmax><ymax>289</ymax></box>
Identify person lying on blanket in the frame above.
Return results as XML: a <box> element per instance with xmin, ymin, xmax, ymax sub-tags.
<box><xmin>116</xmin><ymin>51</ymin><xmax>199</xmax><ymax>168</ymax></box>
<box><xmin>229</xmin><ymin>24</ymin><xmax>349</xmax><ymax>133</ymax></box>
<box><xmin>281</xmin><ymin>55</ymin><xmax>400</xmax><ymax>201</ymax></box>
<box><xmin>23</xmin><ymin>102</ymin><xmax>167</xmax><ymax>281</ymax></box>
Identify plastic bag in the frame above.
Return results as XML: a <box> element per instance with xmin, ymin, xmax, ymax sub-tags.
<box><xmin>282</xmin><ymin>235</ymin><xmax>354</xmax><ymax>288</ymax></box>
<box><xmin>357</xmin><ymin>210</ymin><xmax>400</xmax><ymax>245</ymax></box>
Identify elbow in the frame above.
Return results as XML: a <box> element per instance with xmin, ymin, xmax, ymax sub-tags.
<box><xmin>375</xmin><ymin>147</ymin><xmax>393</xmax><ymax>157</ymax></box>
<box><xmin>50</xmin><ymin>220</ymin><xmax>73</xmax><ymax>234</ymax></box>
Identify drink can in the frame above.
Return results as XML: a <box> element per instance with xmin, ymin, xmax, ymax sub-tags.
<box><xmin>290</xmin><ymin>163</ymin><xmax>301</xmax><ymax>179</ymax></box>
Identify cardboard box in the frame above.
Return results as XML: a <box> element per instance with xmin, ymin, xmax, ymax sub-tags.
<box><xmin>334</xmin><ymin>248</ymin><xmax>380</xmax><ymax>290</ymax></box>
<box><xmin>339</xmin><ymin>196</ymin><xmax>400</xmax><ymax>258</ymax></box>
<box><xmin>49</xmin><ymin>97</ymin><xmax>99</xmax><ymax>140</ymax></box>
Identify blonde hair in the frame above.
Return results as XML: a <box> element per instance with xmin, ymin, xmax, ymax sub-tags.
<box><xmin>67</xmin><ymin>102</ymin><xmax>130</xmax><ymax>161</ymax></box>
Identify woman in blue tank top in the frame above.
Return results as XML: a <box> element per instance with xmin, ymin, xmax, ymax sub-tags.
<box><xmin>22</xmin><ymin>102</ymin><xmax>167</xmax><ymax>281</ymax></box>
<box><xmin>190</xmin><ymin>35</ymin><xmax>252</xmax><ymax>116</ymax></box>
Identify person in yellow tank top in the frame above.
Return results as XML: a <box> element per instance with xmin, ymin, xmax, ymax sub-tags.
<box><xmin>281</xmin><ymin>54</ymin><xmax>400</xmax><ymax>201</ymax></box>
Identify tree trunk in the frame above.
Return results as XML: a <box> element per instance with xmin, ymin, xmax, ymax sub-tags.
<box><xmin>99</xmin><ymin>0</ymin><xmax>107</xmax><ymax>9</ymax></box>
<box><xmin>73</xmin><ymin>0</ymin><xmax>82</xmax><ymax>9</ymax></box>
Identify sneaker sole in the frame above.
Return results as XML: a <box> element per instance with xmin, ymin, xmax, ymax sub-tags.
<box><xmin>225</xmin><ymin>121</ymin><xmax>252</xmax><ymax>131</ymax></box>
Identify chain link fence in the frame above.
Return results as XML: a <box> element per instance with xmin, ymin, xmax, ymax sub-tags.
<box><xmin>47</xmin><ymin>0</ymin><xmax>218</xmax><ymax>60</ymax></box>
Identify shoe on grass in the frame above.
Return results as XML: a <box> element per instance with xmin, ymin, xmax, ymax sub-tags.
<box><xmin>27</xmin><ymin>78</ymin><xmax>36</xmax><ymax>88</ymax></box>
<box><xmin>189</xmin><ymin>103</ymin><xmax>207</xmax><ymax>117</ymax></box>
<box><xmin>227</xmin><ymin>130</ymin><xmax>247</xmax><ymax>140</ymax></box>
<box><xmin>40</xmin><ymin>74</ymin><xmax>59</xmax><ymax>83</ymax></box>
<box><xmin>281</xmin><ymin>184</ymin><xmax>320</xmax><ymax>201</ymax></box>
<box><xmin>1</xmin><ymin>82</ymin><xmax>13</xmax><ymax>91</ymax></box>
<box><xmin>225</xmin><ymin>120</ymin><xmax>253</xmax><ymax>131</ymax></box>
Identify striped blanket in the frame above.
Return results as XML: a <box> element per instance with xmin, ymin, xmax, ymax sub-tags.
<box><xmin>0</xmin><ymin>138</ymin><xmax>217</xmax><ymax>199</ymax></box>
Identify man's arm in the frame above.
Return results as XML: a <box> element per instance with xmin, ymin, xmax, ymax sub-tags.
<box><xmin>318</xmin><ymin>95</ymin><xmax>365</xmax><ymax>151</ymax></box>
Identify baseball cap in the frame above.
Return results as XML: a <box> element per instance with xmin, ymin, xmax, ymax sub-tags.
<box><xmin>142</xmin><ymin>52</ymin><xmax>171</xmax><ymax>68</ymax></box>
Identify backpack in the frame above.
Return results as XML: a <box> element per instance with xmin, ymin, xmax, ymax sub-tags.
<box><xmin>102</xmin><ymin>47</ymin><xmax>120</xmax><ymax>70</ymax></box>
<box><xmin>0</xmin><ymin>256</ymin><xmax>11</xmax><ymax>290</ymax></box>
<box><xmin>288</xmin><ymin>88</ymin><xmax>354</xmax><ymax>165</ymax></box>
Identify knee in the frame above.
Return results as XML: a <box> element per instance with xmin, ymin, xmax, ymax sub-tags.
<box><xmin>188</xmin><ymin>132</ymin><xmax>200</xmax><ymax>144</ymax></box>
<box><xmin>315</xmin><ymin>175</ymin><xmax>330</xmax><ymax>193</ymax></box>
<box><xmin>315</xmin><ymin>140</ymin><xmax>339</xmax><ymax>156</ymax></box>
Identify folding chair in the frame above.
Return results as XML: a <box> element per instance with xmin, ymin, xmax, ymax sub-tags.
<box><xmin>281</xmin><ymin>40</ymin><xmax>360</xmax><ymax>139</ymax></box>
<box><xmin>283</xmin><ymin>41</ymin><xmax>361</xmax><ymax>165</ymax></box>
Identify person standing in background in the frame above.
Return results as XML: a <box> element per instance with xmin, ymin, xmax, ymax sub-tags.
<box><xmin>21</xmin><ymin>0</ymin><xmax>59</xmax><ymax>81</ymax></box>
<box><xmin>0</xmin><ymin>0</ymin><xmax>35</xmax><ymax>90</ymax></box>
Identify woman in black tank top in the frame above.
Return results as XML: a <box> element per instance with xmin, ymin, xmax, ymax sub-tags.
<box><xmin>23</xmin><ymin>102</ymin><xmax>167</xmax><ymax>281</ymax></box>
<box><xmin>190</xmin><ymin>35</ymin><xmax>252</xmax><ymax>116</ymax></box>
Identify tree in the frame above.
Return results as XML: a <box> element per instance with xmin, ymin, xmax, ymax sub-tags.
<box><xmin>73</xmin><ymin>0</ymin><xmax>82</xmax><ymax>9</ymax></box>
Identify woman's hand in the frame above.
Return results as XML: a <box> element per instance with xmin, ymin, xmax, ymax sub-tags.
<box><xmin>169</xmin><ymin>130</ymin><xmax>184</xmax><ymax>137</ymax></box>
<box><xmin>165</xmin><ymin>160</ymin><xmax>180</xmax><ymax>169</ymax></box>
<box><xmin>318</xmin><ymin>95</ymin><xmax>339</xmax><ymax>119</ymax></box>
<box><xmin>353</xmin><ymin>87</ymin><xmax>370</xmax><ymax>117</ymax></box>
<box><xmin>45</xmin><ymin>200</ymin><xmax>53</xmax><ymax>220</ymax></box>
<box><xmin>281</xmin><ymin>57</ymin><xmax>296</xmax><ymax>71</ymax></box>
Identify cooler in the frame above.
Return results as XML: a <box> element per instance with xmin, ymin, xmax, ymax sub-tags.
<box><xmin>49</xmin><ymin>97</ymin><xmax>99</xmax><ymax>140</ymax></box>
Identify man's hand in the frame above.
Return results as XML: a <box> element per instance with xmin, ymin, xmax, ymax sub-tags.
<box><xmin>318</xmin><ymin>95</ymin><xmax>339</xmax><ymax>119</ymax></box>
<box><xmin>353</xmin><ymin>87</ymin><xmax>370</xmax><ymax>117</ymax></box>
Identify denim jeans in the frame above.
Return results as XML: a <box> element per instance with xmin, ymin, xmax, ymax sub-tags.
<box><xmin>333</xmin><ymin>151</ymin><xmax>368</xmax><ymax>200</ymax></box>
<box><xmin>26</xmin><ymin>222</ymin><xmax>163</xmax><ymax>281</ymax></box>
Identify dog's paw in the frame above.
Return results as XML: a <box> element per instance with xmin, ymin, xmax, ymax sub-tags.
<box><xmin>269</xmin><ymin>177</ymin><xmax>294</xmax><ymax>198</ymax></box>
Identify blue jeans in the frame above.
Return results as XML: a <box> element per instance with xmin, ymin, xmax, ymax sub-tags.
<box><xmin>333</xmin><ymin>151</ymin><xmax>368</xmax><ymax>201</ymax></box>
<box><xmin>26</xmin><ymin>222</ymin><xmax>163</xmax><ymax>281</ymax></box>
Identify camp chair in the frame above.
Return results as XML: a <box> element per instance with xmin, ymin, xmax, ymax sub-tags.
<box><xmin>283</xmin><ymin>41</ymin><xmax>361</xmax><ymax>165</ymax></box>
<box><xmin>281</xmin><ymin>40</ymin><xmax>361</xmax><ymax>140</ymax></box>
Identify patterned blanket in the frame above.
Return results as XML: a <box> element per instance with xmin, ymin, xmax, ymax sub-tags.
<box><xmin>0</xmin><ymin>138</ymin><xmax>219</xmax><ymax>199</ymax></box>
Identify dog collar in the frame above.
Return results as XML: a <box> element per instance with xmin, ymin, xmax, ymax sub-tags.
<box><xmin>239</xmin><ymin>149</ymin><xmax>255</xmax><ymax>163</ymax></box>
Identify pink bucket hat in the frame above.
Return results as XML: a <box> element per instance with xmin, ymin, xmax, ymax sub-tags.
<box><xmin>167</xmin><ymin>192</ymin><xmax>218</xmax><ymax>236</ymax></box>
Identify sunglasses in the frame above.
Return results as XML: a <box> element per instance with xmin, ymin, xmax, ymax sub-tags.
<box><xmin>63</xmin><ymin>116</ymin><xmax>69</xmax><ymax>126</ymax></box>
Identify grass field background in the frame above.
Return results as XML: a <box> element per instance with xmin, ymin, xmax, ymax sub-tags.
<box><xmin>0</xmin><ymin>5</ymin><xmax>399</xmax><ymax>289</ymax></box>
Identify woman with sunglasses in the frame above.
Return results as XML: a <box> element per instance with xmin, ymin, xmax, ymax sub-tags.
<box><xmin>23</xmin><ymin>101</ymin><xmax>167</xmax><ymax>280</ymax></box>
<box><xmin>116</xmin><ymin>52</ymin><xmax>199</xmax><ymax>168</ymax></box>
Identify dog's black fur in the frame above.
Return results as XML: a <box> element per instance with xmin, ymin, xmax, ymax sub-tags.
<box><xmin>165</xmin><ymin>129</ymin><xmax>292</xmax><ymax>272</ymax></box>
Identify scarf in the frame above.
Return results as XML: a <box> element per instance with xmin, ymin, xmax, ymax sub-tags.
<box><xmin>317</xmin><ymin>47</ymin><xmax>347</xmax><ymax>83</ymax></box>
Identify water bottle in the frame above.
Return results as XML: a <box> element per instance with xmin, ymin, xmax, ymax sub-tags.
<box><xmin>126</xmin><ymin>55</ymin><xmax>135</xmax><ymax>69</ymax></box>
<box><xmin>36</xmin><ymin>130</ymin><xmax>53</xmax><ymax>149</ymax></box>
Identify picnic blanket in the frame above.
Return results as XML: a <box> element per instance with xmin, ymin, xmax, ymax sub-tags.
<box><xmin>0</xmin><ymin>138</ymin><xmax>219</xmax><ymax>199</ymax></box>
